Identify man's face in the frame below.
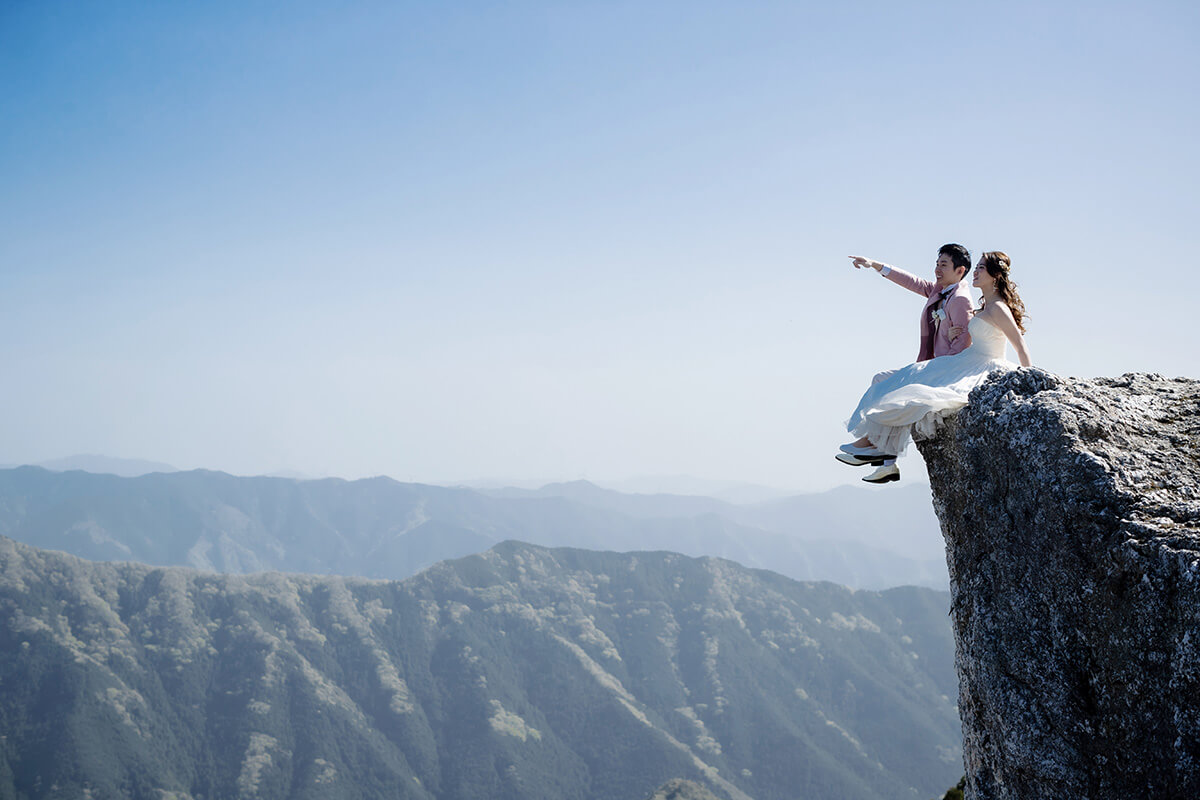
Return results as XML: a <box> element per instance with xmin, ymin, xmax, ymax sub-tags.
<box><xmin>934</xmin><ymin>254</ymin><xmax>964</xmax><ymax>288</ymax></box>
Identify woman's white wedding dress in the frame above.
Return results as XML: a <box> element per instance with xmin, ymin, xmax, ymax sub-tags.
<box><xmin>847</xmin><ymin>314</ymin><xmax>1016</xmax><ymax>455</ymax></box>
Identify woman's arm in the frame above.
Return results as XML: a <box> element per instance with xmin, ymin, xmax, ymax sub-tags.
<box><xmin>986</xmin><ymin>303</ymin><xmax>1032</xmax><ymax>367</ymax></box>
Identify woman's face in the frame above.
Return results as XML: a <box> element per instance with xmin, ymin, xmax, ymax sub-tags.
<box><xmin>972</xmin><ymin>259</ymin><xmax>995</xmax><ymax>290</ymax></box>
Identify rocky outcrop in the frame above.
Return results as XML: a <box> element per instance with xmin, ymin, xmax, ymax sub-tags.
<box><xmin>918</xmin><ymin>370</ymin><xmax>1200</xmax><ymax>799</ymax></box>
<box><xmin>646</xmin><ymin>778</ymin><xmax>724</xmax><ymax>799</ymax></box>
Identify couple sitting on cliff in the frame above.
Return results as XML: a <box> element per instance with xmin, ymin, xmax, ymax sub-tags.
<box><xmin>838</xmin><ymin>244</ymin><xmax>1032</xmax><ymax>484</ymax></box>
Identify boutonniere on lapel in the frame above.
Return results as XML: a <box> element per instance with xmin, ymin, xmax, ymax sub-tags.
<box><xmin>931</xmin><ymin>307</ymin><xmax>947</xmax><ymax>327</ymax></box>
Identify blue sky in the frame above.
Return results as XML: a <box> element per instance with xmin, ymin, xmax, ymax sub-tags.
<box><xmin>2</xmin><ymin>1</ymin><xmax>1197</xmax><ymax>491</ymax></box>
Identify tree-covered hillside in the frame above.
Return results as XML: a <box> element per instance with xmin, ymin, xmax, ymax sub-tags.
<box><xmin>0</xmin><ymin>537</ymin><xmax>959</xmax><ymax>799</ymax></box>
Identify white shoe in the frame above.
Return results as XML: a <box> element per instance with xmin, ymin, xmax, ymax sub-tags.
<box><xmin>841</xmin><ymin>443</ymin><xmax>892</xmax><ymax>459</ymax></box>
<box><xmin>862</xmin><ymin>463</ymin><xmax>900</xmax><ymax>484</ymax></box>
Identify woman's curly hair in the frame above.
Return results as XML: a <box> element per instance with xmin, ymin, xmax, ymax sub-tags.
<box><xmin>979</xmin><ymin>251</ymin><xmax>1027</xmax><ymax>333</ymax></box>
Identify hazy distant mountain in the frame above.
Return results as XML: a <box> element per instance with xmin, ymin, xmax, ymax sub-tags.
<box><xmin>459</xmin><ymin>477</ymin><xmax>793</xmax><ymax>505</ymax></box>
<box><xmin>732</xmin><ymin>485</ymin><xmax>944</xmax><ymax>563</ymax></box>
<box><xmin>595</xmin><ymin>476</ymin><xmax>793</xmax><ymax>504</ymax></box>
<box><xmin>0</xmin><ymin>536</ymin><xmax>961</xmax><ymax>799</ymax></box>
<box><xmin>14</xmin><ymin>454</ymin><xmax>180</xmax><ymax>477</ymax></box>
<box><xmin>0</xmin><ymin>467</ymin><xmax>946</xmax><ymax>589</ymax></box>
<box><xmin>482</xmin><ymin>480</ymin><xmax>945</xmax><ymax>563</ymax></box>
<box><xmin>481</xmin><ymin>480</ymin><xmax>735</xmax><ymax>517</ymax></box>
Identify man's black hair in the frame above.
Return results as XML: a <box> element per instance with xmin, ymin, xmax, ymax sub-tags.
<box><xmin>938</xmin><ymin>243</ymin><xmax>971</xmax><ymax>273</ymax></box>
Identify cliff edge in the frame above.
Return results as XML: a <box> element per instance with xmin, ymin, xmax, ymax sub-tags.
<box><xmin>918</xmin><ymin>370</ymin><xmax>1200</xmax><ymax>799</ymax></box>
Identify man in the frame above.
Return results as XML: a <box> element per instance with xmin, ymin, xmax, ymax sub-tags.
<box><xmin>838</xmin><ymin>243</ymin><xmax>975</xmax><ymax>483</ymax></box>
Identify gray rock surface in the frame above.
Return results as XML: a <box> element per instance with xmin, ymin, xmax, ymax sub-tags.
<box><xmin>918</xmin><ymin>370</ymin><xmax>1200</xmax><ymax>799</ymax></box>
<box><xmin>646</xmin><ymin>778</ymin><xmax>724</xmax><ymax>800</ymax></box>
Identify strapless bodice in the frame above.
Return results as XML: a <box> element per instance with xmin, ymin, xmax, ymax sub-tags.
<box><xmin>967</xmin><ymin>315</ymin><xmax>1008</xmax><ymax>360</ymax></box>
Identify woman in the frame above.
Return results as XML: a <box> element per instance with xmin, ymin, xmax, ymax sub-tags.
<box><xmin>839</xmin><ymin>251</ymin><xmax>1031</xmax><ymax>484</ymax></box>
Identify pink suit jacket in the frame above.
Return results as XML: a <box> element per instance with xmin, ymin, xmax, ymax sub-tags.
<box><xmin>884</xmin><ymin>267</ymin><xmax>975</xmax><ymax>362</ymax></box>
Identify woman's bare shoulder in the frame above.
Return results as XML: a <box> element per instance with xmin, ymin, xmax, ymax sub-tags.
<box><xmin>979</xmin><ymin>301</ymin><xmax>1014</xmax><ymax>320</ymax></box>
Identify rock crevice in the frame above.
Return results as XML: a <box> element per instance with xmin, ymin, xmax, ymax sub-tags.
<box><xmin>919</xmin><ymin>370</ymin><xmax>1200</xmax><ymax>799</ymax></box>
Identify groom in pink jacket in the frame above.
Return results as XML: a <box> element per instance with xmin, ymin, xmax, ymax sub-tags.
<box><xmin>854</xmin><ymin>242</ymin><xmax>975</xmax><ymax>361</ymax></box>
<box><xmin>841</xmin><ymin>243</ymin><xmax>975</xmax><ymax>483</ymax></box>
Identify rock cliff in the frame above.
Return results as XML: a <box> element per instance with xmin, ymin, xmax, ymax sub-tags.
<box><xmin>918</xmin><ymin>370</ymin><xmax>1200</xmax><ymax>799</ymax></box>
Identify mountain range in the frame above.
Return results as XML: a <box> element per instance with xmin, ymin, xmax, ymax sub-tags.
<box><xmin>0</xmin><ymin>536</ymin><xmax>960</xmax><ymax>799</ymax></box>
<box><xmin>0</xmin><ymin>455</ymin><xmax>180</xmax><ymax>478</ymax></box>
<box><xmin>0</xmin><ymin>467</ymin><xmax>946</xmax><ymax>590</ymax></box>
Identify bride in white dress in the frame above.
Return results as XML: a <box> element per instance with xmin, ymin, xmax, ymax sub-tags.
<box><xmin>840</xmin><ymin>251</ymin><xmax>1032</xmax><ymax>483</ymax></box>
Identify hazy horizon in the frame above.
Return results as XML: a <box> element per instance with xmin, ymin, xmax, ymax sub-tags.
<box><xmin>9</xmin><ymin>452</ymin><xmax>909</xmax><ymax>500</ymax></box>
<box><xmin>3</xmin><ymin>1</ymin><xmax>1196</xmax><ymax>491</ymax></box>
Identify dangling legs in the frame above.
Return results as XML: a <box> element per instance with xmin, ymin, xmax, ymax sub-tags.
<box><xmin>843</xmin><ymin>368</ymin><xmax>897</xmax><ymax>450</ymax></box>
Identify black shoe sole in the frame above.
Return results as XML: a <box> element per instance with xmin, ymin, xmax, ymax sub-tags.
<box><xmin>835</xmin><ymin>454</ymin><xmax>888</xmax><ymax>467</ymax></box>
<box><xmin>862</xmin><ymin>473</ymin><xmax>900</xmax><ymax>484</ymax></box>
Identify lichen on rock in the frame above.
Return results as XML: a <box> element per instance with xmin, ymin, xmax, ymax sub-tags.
<box><xmin>918</xmin><ymin>369</ymin><xmax>1200</xmax><ymax>799</ymax></box>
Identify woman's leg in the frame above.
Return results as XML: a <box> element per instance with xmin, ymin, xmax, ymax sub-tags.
<box><xmin>849</xmin><ymin>369</ymin><xmax>901</xmax><ymax>447</ymax></box>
